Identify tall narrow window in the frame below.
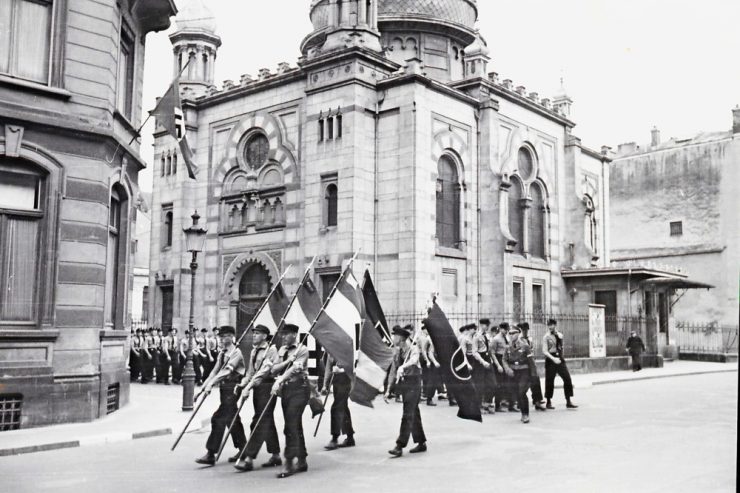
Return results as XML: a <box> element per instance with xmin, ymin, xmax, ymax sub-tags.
<box><xmin>327</xmin><ymin>116</ymin><xmax>334</xmax><ymax>140</ymax></box>
<box><xmin>529</xmin><ymin>184</ymin><xmax>546</xmax><ymax>259</ymax></box>
<box><xmin>160</xmin><ymin>155</ymin><xmax>166</xmax><ymax>177</ymax></box>
<box><xmin>162</xmin><ymin>206</ymin><xmax>173</xmax><ymax>248</ymax></box>
<box><xmin>117</xmin><ymin>21</ymin><xmax>135</xmax><ymax>119</ymax></box>
<box><xmin>336</xmin><ymin>113</ymin><xmax>343</xmax><ymax>139</ymax></box>
<box><xmin>0</xmin><ymin>0</ymin><xmax>53</xmax><ymax>84</ymax></box>
<box><xmin>532</xmin><ymin>283</ymin><xmax>544</xmax><ymax>322</ymax></box>
<box><xmin>318</xmin><ymin>119</ymin><xmax>324</xmax><ymax>142</ymax></box>
<box><xmin>583</xmin><ymin>195</ymin><xmax>596</xmax><ymax>253</ymax></box>
<box><xmin>436</xmin><ymin>155</ymin><xmax>461</xmax><ymax>248</ymax></box>
<box><xmin>165</xmin><ymin>154</ymin><xmax>171</xmax><ymax>176</ymax></box>
<box><xmin>172</xmin><ymin>152</ymin><xmax>177</xmax><ymax>175</ymax></box>
<box><xmin>512</xmin><ymin>281</ymin><xmax>524</xmax><ymax>321</ymax></box>
<box><xmin>0</xmin><ymin>167</ymin><xmax>44</xmax><ymax>323</ymax></box>
<box><xmin>325</xmin><ymin>184</ymin><xmax>338</xmax><ymax>227</ymax></box>
<box><xmin>105</xmin><ymin>188</ymin><xmax>122</xmax><ymax>326</ymax></box>
<box><xmin>508</xmin><ymin>178</ymin><xmax>524</xmax><ymax>255</ymax></box>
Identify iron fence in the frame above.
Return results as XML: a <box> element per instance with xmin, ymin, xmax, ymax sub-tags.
<box><xmin>675</xmin><ymin>322</ymin><xmax>739</xmax><ymax>354</ymax></box>
<box><xmin>385</xmin><ymin>311</ymin><xmax>647</xmax><ymax>359</ymax></box>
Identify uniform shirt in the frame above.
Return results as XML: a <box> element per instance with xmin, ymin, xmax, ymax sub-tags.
<box><xmin>543</xmin><ymin>331</ymin><xmax>564</xmax><ymax>358</ymax></box>
<box><xmin>212</xmin><ymin>347</ymin><xmax>246</xmax><ymax>382</ymax></box>
<box><xmin>245</xmin><ymin>342</ymin><xmax>278</xmax><ymax>387</ymax></box>
<box><xmin>521</xmin><ymin>334</ymin><xmax>536</xmax><ymax>353</ymax></box>
<box><xmin>461</xmin><ymin>333</ymin><xmax>476</xmax><ymax>356</ymax></box>
<box><xmin>419</xmin><ymin>333</ymin><xmax>437</xmax><ymax>363</ymax></box>
<box><xmin>276</xmin><ymin>344</ymin><xmax>309</xmax><ymax>384</ymax></box>
<box><xmin>132</xmin><ymin>336</ymin><xmax>142</xmax><ymax>351</ymax></box>
<box><xmin>179</xmin><ymin>337</ymin><xmax>190</xmax><ymax>355</ymax></box>
<box><xmin>207</xmin><ymin>336</ymin><xmax>219</xmax><ymax>353</ymax></box>
<box><xmin>474</xmin><ymin>331</ymin><xmax>490</xmax><ymax>353</ymax></box>
<box><xmin>503</xmin><ymin>338</ymin><xmax>532</xmax><ymax>371</ymax></box>
<box><xmin>389</xmin><ymin>342</ymin><xmax>421</xmax><ymax>380</ymax></box>
<box><xmin>146</xmin><ymin>334</ymin><xmax>157</xmax><ymax>350</ymax></box>
<box><xmin>490</xmin><ymin>332</ymin><xmax>509</xmax><ymax>356</ymax></box>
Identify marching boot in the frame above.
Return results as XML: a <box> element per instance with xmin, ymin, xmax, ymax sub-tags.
<box><xmin>521</xmin><ymin>414</ymin><xmax>530</xmax><ymax>424</ymax></box>
<box><xmin>409</xmin><ymin>442</ymin><xmax>427</xmax><ymax>454</ymax></box>
<box><xmin>534</xmin><ymin>401</ymin><xmax>547</xmax><ymax>411</ymax></box>
<box><xmin>195</xmin><ymin>452</ymin><xmax>216</xmax><ymax>466</ymax></box>
<box><xmin>295</xmin><ymin>457</ymin><xmax>308</xmax><ymax>473</ymax></box>
<box><xmin>277</xmin><ymin>458</ymin><xmax>296</xmax><ymax>478</ymax></box>
<box><xmin>338</xmin><ymin>436</ymin><xmax>355</xmax><ymax>448</ymax></box>
<box><xmin>228</xmin><ymin>452</ymin><xmax>241</xmax><ymax>463</ymax></box>
<box><xmin>261</xmin><ymin>454</ymin><xmax>282</xmax><ymax>468</ymax></box>
<box><xmin>234</xmin><ymin>457</ymin><xmax>253</xmax><ymax>472</ymax></box>
<box><xmin>566</xmin><ymin>399</ymin><xmax>579</xmax><ymax>409</ymax></box>
<box><xmin>388</xmin><ymin>446</ymin><xmax>403</xmax><ymax>458</ymax></box>
<box><xmin>546</xmin><ymin>399</ymin><xmax>555</xmax><ymax>410</ymax></box>
<box><xmin>324</xmin><ymin>438</ymin><xmax>339</xmax><ymax>451</ymax></box>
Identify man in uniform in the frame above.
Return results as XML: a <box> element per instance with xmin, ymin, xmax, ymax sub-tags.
<box><xmin>502</xmin><ymin>325</ymin><xmax>534</xmax><ymax>423</ymax></box>
<box><xmin>543</xmin><ymin>319</ymin><xmax>578</xmax><ymax>409</ymax></box>
<box><xmin>519</xmin><ymin>323</ymin><xmax>546</xmax><ymax>410</ymax></box>
<box><xmin>141</xmin><ymin>328</ymin><xmax>155</xmax><ymax>384</ymax></box>
<box><xmin>198</xmin><ymin>328</ymin><xmax>214</xmax><ymax>381</ymax></box>
<box><xmin>270</xmin><ymin>324</ymin><xmax>310</xmax><ymax>478</ymax></box>
<box><xmin>474</xmin><ymin>319</ymin><xmax>497</xmax><ymax>413</ymax></box>
<box><xmin>323</xmin><ymin>353</ymin><xmax>355</xmax><ymax>450</ymax></box>
<box><xmin>169</xmin><ymin>328</ymin><xmax>181</xmax><ymax>384</ymax></box>
<box><xmin>130</xmin><ymin>329</ymin><xmax>142</xmax><ymax>382</ymax></box>
<box><xmin>153</xmin><ymin>328</ymin><xmax>164</xmax><ymax>384</ymax></box>
<box><xmin>385</xmin><ymin>324</ymin><xmax>426</xmax><ymax>458</ymax></box>
<box><xmin>195</xmin><ymin>325</ymin><xmax>247</xmax><ymax>466</ymax></box>
<box><xmin>626</xmin><ymin>330</ymin><xmax>646</xmax><ymax>371</ymax></box>
<box><xmin>490</xmin><ymin>322</ymin><xmax>514</xmax><ymax>411</ymax></box>
<box><xmin>158</xmin><ymin>328</ymin><xmax>171</xmax><ymax>385</ymax></box>
<box><xmin>233</xmin><ymin>324</ymin><xmax>282</xmax><ymax>471</ymax></box>
<box><xmin>419</xmin><ymin>323</ymin><xmax>441</xmax><ymax>406</ymax></box>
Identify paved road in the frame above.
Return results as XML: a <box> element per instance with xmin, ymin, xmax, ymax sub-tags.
<box><xmin>1</xmin><ymin>373</ymin><xmax>736</xmax><ymax>493</ymax></box>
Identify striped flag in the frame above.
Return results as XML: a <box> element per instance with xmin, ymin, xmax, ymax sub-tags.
<box><xmin>284</xmin><ymin>277</ymin><xmax>322</xmax><ymax>334</ymax></box>
<box><xmin>311</xmin><ymin>271</ymin><xmax>364</xmax><ymax>376</ymax></box>
<box><xmin>251</xmin><ymin>282</ymin><xmax>290</xmax><ymax>336</ymax></box>
<box><xmin>350</xmin><ymin>271</ymin><xmax>394</xmax><ymax>407</ymax></box>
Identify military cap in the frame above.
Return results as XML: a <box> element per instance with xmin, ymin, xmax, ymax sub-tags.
<box><xmin>498</xmin><ymin>322</ymin><xmax>510</xmax><ymax>330</ymax></box>
<box><xmin>459</xmin><ymin>323</ymin><xmax>476</xmax><ymax>333</ymax></box>
<box><xmin>508</xmin><ymin>325</ymin><xmax>521</xmax><ymax>334</ymax></box>
<box><xmin>547</xmin><ymin>318</ymin><xmax>558</xmax><ymax>326</ymax></box>
<box><xmin>283</xmin><ymin>323</ymin><xmax>300</xmax><ymax>333</ymax></box>
<box><xmin>479</xmin><ymin>318</ymin><xmax>491</xmax><ymax>325</ymax></box>
<box><xmin>392</xmin><ymin>325</ymin><xmax>412</xmax><ymax>338</ymax></box>
<box><xmin>254</xmin><ymin>324</ymin><xmax>270</xmax><ymax>335</ymax></box>
<box><xmin>518</xmin><ymin>322</ymin><xmax>530</xmax><ymax>331</ymax></box>
<box><xmin>218</xmin><ymin>325</ymin><xmax>236</xmax><ymax>336</ymax></box>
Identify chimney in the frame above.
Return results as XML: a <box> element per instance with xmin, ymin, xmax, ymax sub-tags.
<box><xmin>733</xmin><ymin>106</ymin><xmax>740</xmax><ymax>134</ymax></box>
<box><xmin>651</xmin><ymin>126</ymin><xmax>661</xmax><ymax>147</ymax></box>
<box><xmin>617</xmin><ymin>142</ymin><xmax>638</xmax><ymax>156</ymax></box>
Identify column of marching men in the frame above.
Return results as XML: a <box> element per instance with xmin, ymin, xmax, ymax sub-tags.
<box><xmin>129</xmin><ymin>326</ymin><xmax>223</xmax><ymax>386</ymax></box>
<box><xmin>171</xmin><ymin>316</ymin><xmax>578</xmax><ymax>478</ymax></box>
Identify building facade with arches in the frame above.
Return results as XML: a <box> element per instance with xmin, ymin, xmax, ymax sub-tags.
<box><xmin>0</xmin><ymin>1</ymin><xmax>176</xmax><ymax>427</ymax></box>
<box><xmin>149</xmin><ymin>0</ymin><xmax>612</xmax><ymax>344</ymax></box>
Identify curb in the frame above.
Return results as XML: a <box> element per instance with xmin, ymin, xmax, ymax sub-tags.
<box><xmin>589</xmin><ymin>368</ymin><xmax>738</xmax><ymax>386</ymax></box>
<box><xmin>0</xmin><ymin>417</ymin><xmax>211</xmax><ymax>458</ymax></box>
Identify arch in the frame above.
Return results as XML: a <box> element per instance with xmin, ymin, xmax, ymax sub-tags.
<box><xmin>212</xmin><ymin>112</ymin><xmax>297</xmax><ymax>199</ymax></box>
<box><xmin>325</xmin><ymin>182</ymin><xmax>338</xmax><ymax>227</ymax></box>
<box><xmin>221</xmin><ymin>251</ymin><xmax>280</xmax><ymax>303</ymax></box>
<box><xmin>529</xmin><ymin>181</ymin><xmax>546</xmax><ymax>259</ymax></box>
<box><xmin>431</xmin><ymin>129</ymin><xmax>469</xmax><ymax>172</ymax></box>
<box><xmin>436</xmin><ymin>154</ymin><xmax>461</xmax><ymax>248</ymax></box>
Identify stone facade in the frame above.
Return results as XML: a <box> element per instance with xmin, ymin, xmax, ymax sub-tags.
<box><xmin>0</xmin><ymin>0</ymin><xmax>175</xmax><ymax>428</ymax></box>
<box><xmin>149</xmin><ymin>0</ymin><xmax>611</xmax><ymax>347</ymax></box>
<box><xmin>610</xmin><ymin>113</ymin><xmax>740</xmax><ymax>326</ymax></box>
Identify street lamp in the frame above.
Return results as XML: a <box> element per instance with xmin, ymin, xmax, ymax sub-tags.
<box><xmin>181</xmin><ymin>210</ymin><xmax>207</xmax><ymax>411</ymax></box>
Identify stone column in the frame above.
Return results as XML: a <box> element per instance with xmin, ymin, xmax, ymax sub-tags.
<box><xmin>341</xmin><ymin>0</ymin><xmax>351</xmax><ymax>25</ymax></box>
<box><xmin>371</xmin><ymin>0</ymin><xmax>378</xmax><ymax>29</ymax></box>
<box><xmin>358</xmin><ymin>0</ymin><xmax>367</xmax><ymax>25</ymax></box>
<box><xmin>329</xmin><ymin>0</ymin><xmax>338</xmax><ymax>27</ymax></box>
<box><xmin>520</xmin><ymin>197</ymin><xmax>532</xmax><ymax>256</ymax></box>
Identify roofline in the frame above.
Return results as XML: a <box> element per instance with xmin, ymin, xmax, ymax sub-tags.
<box><xmin>561</xmin><ymin>267</ymin><xmax>687</xmax><ymax>280</ymax></box>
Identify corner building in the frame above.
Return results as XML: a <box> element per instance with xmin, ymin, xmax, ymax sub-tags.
<box><xmin>0</xmin><ymin>0</ymin><xmax>176</xmax><ymax>428</ymax></box>
<box><xmin>150</xmin><ymin>0</ymin><xmax>611</xmax><ymax>341</ymax></box>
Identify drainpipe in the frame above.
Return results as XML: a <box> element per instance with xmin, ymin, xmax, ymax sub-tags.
<box><xmin>373</xmin><ymin>91</ymin><xmax>386</xmax><ymax>279</ymax></box>
<box><xmin>475</xmin><ymin>109</ymin><xmax>481</xmax><ymax>320</ymax></box>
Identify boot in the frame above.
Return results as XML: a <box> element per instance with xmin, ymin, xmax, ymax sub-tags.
<box><xmin>295</xmin><ymin>457</ymin><xmax>308</xmax><ymax>473</ymax></box>
<box><xmin>261</xmin><ymin>454</ymin><xmax>282</xmax><ymax>468</ymax></box>
<box><xmin>521</xmin><ymin>414</ymin><xmax>530</xmax><ymax>424</ymax></box>
<box><xmin>228</xmin><ymin>452</ymin><xmax>242</xmax><ymax>463</ymax></box>
<box><xmin>234</xmin><ymin>457</ymin><xmax>253</xmax><ymax>472</ymax></box>
<box><xmin>338</xmin><ymin>436</ymin><xmax>355</xmax><ymax>448</ymax></box>
<box><xmin>277</xmin><ymin>458</ymin><xmax>296</xmax><ymax>478</ymax></box>
<box><xmin>324</xmin><ymin>438</ymin><xmax>339</xmax><ymax>451</ymax></box>
<box><xmin>388</xmin><ymin>446</ymin><xmax>403</xmax><ymax>458</ymax></box>
<box><xmin>195</xmin><ymin>452</ymin><xmax>216</xmax><ymax>466</ymax></box>
<box><xmin>534</xmin><ymin>401</ymin><xmax>547</xmax><ymax>411</ymax></box>
<box><xmin>409</xmin><ymin>442</ymin><xmax>427</xmax><ymax>454</ymax></box>
<box><xmin>546</xmin><ymin>399</ymin><xmax>555</xmax><ymax>410</ymax></box>
<box><xmin>426</xmin><ymin>399</ymin><xmax>437</xmax><ymax>406</ymax></box>
<box><xmin>566</xmin><ymin>400</ymin><xmax>578</xmax><ymax>409</ymax></box>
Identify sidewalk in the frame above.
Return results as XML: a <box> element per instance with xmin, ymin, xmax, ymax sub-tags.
<box><xmin>0</xmin><ymin>382</ymin><xmax>219</xmax><ymax>457</ymax></box>
<box><xmin>0</xmin><ymin>360</ymin><xmax>736</xmax><ymax>457</ymax></box>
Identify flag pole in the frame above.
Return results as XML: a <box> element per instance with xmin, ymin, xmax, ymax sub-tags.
<box><xmin>312</xmin><ymin>371</ymin><xmax>334</xmax><ymax>437</ymax></box>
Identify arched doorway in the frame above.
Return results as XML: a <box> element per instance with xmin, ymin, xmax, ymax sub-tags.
<box><xmin>236</xmin><ymin>263</ymin><xmax>272</xmax><ymax>354</ymax></box>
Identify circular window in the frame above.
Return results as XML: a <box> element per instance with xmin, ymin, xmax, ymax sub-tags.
<box><xmin>517</xmin><ymin>147</ymin><xmax>534</xmax><ymax>180</ymax></box>
<box><xmin>244</xmin><ymin>134</ymin><xmax>269</xmax><ymax>170</ymax></box>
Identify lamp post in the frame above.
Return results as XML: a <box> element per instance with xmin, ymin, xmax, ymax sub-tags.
<box><xmin>181</xmin><ymin>210</ymin><xmax>207</xmax><ymax>411</ymax></box>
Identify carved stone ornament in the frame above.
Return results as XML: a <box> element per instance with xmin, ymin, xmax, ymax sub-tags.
<box><xmin>4</xmin><ymin>125</ymin><xmax>24</xmax><ymax>157</ymax></box>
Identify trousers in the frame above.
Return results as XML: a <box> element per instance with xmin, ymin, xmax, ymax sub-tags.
<box><xmin>544</xmin><ymin>358</ymin><xmax>574</xmax><ymax>399</ymax></box>
<box><xmin>629</xmin><ymin>351</ymin><xmax>643</xmax><ymax>371</ymax></box>
<box><xmin>244</xmin><ymin>380</ymin><xmax>280</xmax><ymax>459</ymax></box>
<box><xmin>129</xmin><ymin>351</ymin><xmax>140</xmax><ymax>381</ymax></box>
<box><xmin>511</xmin><ymin>368</ymin><xmax>531</xmax><ymax>415</ymax></box>
<box><xmin>422</xmin><ymin>364</ymin><xmax>441</xmax><ymax>401</ymax></box>
<box><xmin>396</xmin><ymin>375</ymin><xmax>426</xmax><ymax>448</ymax></box>
<box><xmin>281</xmin><ymin>380</ymin><xmax>309</xmax><ymax>460</ymax></box>
<box><xmin>494</xmin><ymin>354</ymin><xmax>513</xmax><ymax>408</ymax></box>
<box><xmin>330</xmin><ymin>373</ymin><xmax>354</xmax><ymax>439</ymax></box>
<box><xmin>205</xmin><ymin>383</ymin><xmax>247</xmax><ymax>454</ymax></box>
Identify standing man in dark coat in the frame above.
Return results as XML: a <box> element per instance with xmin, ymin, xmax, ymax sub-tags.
<box><xmin>322</xmin><ymin>354</ymin><xmax>355</xmax><ymax>451</ymax></box>
<box><xmin>626</xmin><ymin>331</ymin><xmax>646</xmax><ymax>371</ymax></box>
<box><xmin>519</xmin><ymin>323</ymin><xmax>546</xmax><ymax>411</ymax></box>
<box><xmin>543</xmin><ymin>319</ymin><xmax>577</xmax><ymax>409</ymax></box>
<box><xmin>502</xmin><ymin>325</ymin><xmax>533</xmax><ymax>423</ymax></box>
<box><xmin>195</xmin><ymin>325</ymin><xmax>247</xmax><ymax>466</ymax></box>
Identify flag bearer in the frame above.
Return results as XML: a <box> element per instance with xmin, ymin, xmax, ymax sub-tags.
<box><xmin>385</xmin><ymin>325</ymin><xmax>427</xmax><ymax>458</ymax></box>
<box><xmin>270</xmin><ymin>324</ymin><xmax>310</xmax><ymax>478</ymax></box>
<box><xmin>322</xmin><ymin>353</ymin><xmax>355</xmax><ymax>450</ymax></box>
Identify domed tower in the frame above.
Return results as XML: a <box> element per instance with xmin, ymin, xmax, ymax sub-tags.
<box><xmin>303</xmin><ymin>0</ymin><xmax>383</xmax><ymax>56</ymax></box>
<box><xmin>378</xmin><ymin>0</ymin><xmax>478</xmax><ymax>82</ymax></box>
<box><xmin>169</xmin><ymin>0</ymin><xmax>221</xmax><ymax>96</ymax></box>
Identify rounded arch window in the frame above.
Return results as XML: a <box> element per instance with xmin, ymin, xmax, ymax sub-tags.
<box><xmin>244</xmin><ymin>133</ymin><xmax>270</xmax><ymax>170</ymax></box>
<box><xmin>518</xmin><ymin>147</ymin><xmax>535</xmax><ymax>180</ymax></box>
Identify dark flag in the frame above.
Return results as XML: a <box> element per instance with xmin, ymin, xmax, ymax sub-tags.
<box><xmin>350</xmin><ymin>271</ymin><xmax>395</xmax><ymax>407</ymax></box>
<box><xmin>423</xmin><ymin>303</ymin><xmax>482</xmax><ymax>422</ymax></box>
<box><xmin>148</xmin><ymin>78</ymin><xmax>198</xmax><ymax>179</ymax></box>
<box><xmin>252</xmin><ymin>281</ymin><xmax>290</xmax><ymax>337</ymax></box>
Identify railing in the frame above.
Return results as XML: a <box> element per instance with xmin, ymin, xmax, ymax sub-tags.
<box><xmin>130</xmin><ymin>319</ymin><xmax>149</xmax><ymax>331</ymax></box>
<box><xmin>385</xmin><ymin>312</ymin><xmax>649</xmax><ymax>359</ymax></box>
<box><xmin>675</xmin><ymin>322</ymin><xmax>739</xmax><ymax>355</ymax></box>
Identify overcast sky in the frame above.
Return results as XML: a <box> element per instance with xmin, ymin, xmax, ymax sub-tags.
<box><xmin>139</xmin><ymin>0</ymin><xmax>740</xmax><ymax>192</ymax></box>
